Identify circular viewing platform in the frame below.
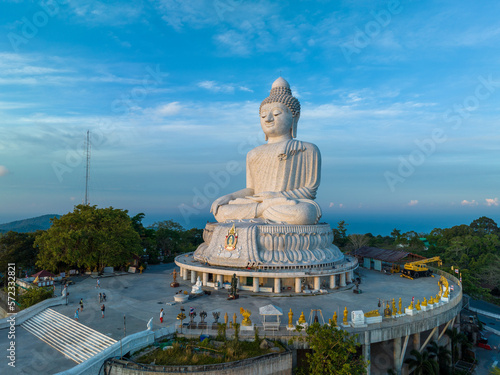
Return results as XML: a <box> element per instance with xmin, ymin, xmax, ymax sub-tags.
<box><xmin>175</xmin><ymin>252</ymin><xmax>359</xmax><ymax>293</ymax></box>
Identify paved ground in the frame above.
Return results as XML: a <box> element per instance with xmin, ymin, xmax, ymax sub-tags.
<box><xmin>0</xmin><ymin>263</ymin><xmax>462</xmax><ymax>374</ymax></box>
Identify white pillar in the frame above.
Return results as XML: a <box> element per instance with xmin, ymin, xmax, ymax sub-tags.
<box><xmin>295</xmin><ymin>277</ymin><xmax>302</xmax><ymax>293</ymax></box>
<box><xmin>330</xmin><ymin>275</ymin><xmax>336</xmax><ymax>289</ymax></box>
<box><xmin>340</xmin><ymin>272</ymin><xmax>346</xmax><ymax>287</ymax></box>
<box><xmin>346</xmin><ymin>271</ymin><xmax>352</xmax><ymax>283</ymax></box>
<box><xmin>191</xmin><ymin>270</ymin><xmax>197</xmax><ymax>284</ymax></box>
<box><xmin>314</xmin><ymin>276</ymin><xmax>320</xmax><ymax>290</ymax></box>
<box><xmin>237</xmin><ymin>276</ymin><xmax>241</xmax><ymax>289</ymax></box>
<box><xmin>182</xmin><ymin>268</ymin><xmax>188</xmax><ymax>281</ymax></box>
<box><xmin>202</xmin><ymin>272</ymin><xmax>208</xmax><ymax>286</ymax></box>
<box><xmin>253</xmin><ymin>277</ymin><xmax>260</xmax><ymax>293</ymax></box>
<box><xmin>217</xmin><ymin>274</ymin><xmax>223</xmax><ymax>287</ymax></box>
<box><xmin>274</xmin><ymin>278</ymin><xmax>281</xmax><ymax>294</ymax></box>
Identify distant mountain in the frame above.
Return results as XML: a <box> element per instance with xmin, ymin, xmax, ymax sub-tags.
<box><xmin>0</xmin><ymin>214</ymin><xmax>61</xmax><ymax>233</ymax></box>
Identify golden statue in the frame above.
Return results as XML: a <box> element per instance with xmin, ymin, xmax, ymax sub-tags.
<box><xmin>224</xmin><ymin>312</ymin><xmax>229</xmax><ymax>325</ymax></box>
<box><xmin>328</xmin><ymin>318</ymin><xmax>332</xmax><ymax>326</ymax></box>
<box><xmin>428</xmin><ymin>296</ymin><xmax>434</xmax><ymax>304</ymax></box>
<box><xmin>408</xmin><ymin>301</ymin><xmax>414</xmax><ymax>310</ymax></box>
<box><xmin>240</xmin><ymin>307</ymin><xmax>252</xmax><ymax>326</ymax></box>
<box><xmin>288</xmin><ymin>308</ymin><xmax>293</xmax><ymax>328</ymax></box>
<box><xmin>398</xmin><ymin>297</ymin><xmax>402</xmax><ymax>314</ymax></box>
<box><xmin>343</xmin><ymin>307</ymin><xmax>348</xmax><ymax>325</ymax></box>
<box><xmin>233</xmin><ymin>312</ymin><xmax>237</xmax><ymax>325</ymax></box>
<box><xmin>298</xmin><ymin>311</ymin><xmax>306</xmax><ymax>324</ymax></box>
<box><xmin>384</xmin><ymin>304</ymin><xmax>391</xmax><ymax>317</ymax></box>
<box><xmin>392</xmin><ymin>298</ymin><xmax>396</xmax><ymax>316</ymax></box>
<box><xmin>422</xmin><ymin>297</ymin><xmax>427</xmax><ymax>306</ymax></box>
<box><xmin>332</xmin><ymin>311</ymin><xmax>337</xmax><ymax>326</ymax></box>
<box><xmin>438</xmin><ymin>275</ymin><xmax>449</xmax><ymax>297</ymax></box>
<box><xmin>415</xmin><ymin>300</ymin><xmax>421</xmax><ymax>310</ymax></box>
<box><xmin>435</xmin><ymin>294</ymin><xmax>440</xmax><ymax>302</ymax></box>
<box><xmin>364</xmin><ymin>309</ymin><xmax>380</xmax><ymax>317</ymax></box>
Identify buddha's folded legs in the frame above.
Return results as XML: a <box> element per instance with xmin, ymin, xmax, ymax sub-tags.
<box><xmin>262</xmin><ymin>199</ymin><xmax>321</xmax><ymax>225</ymax></box>
<box><xmin>214</xmin><ymin>200</ymin><xmax>259</xmax><ymax>222</ymax></box>
<box><xmin>214</xmin><ymin>197</ymin><xmax>321</xmax><ymax>225</ymax></box>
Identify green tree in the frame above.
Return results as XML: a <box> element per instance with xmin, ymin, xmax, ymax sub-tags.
<box><xmin>446</xmin><ymin>327</ymin><xmax>470</xmax><ymax>371</ymax></box>
<box><xmin>151</xmin><ymin>220</ymin><xmax>184</xmax><ymax>257</ymax></box>
<box><xmin>300</xmin><ymin>322</ymin><xmax>366</xmax><ymax>375</ymax></box>
<box><xmin>404</xmin><ymin>349</ymin><xmax>438</xmax><ymax>375</ymax></box>
<box><xmin>333</xmin><ymin>220</ymin><xmax>349</xmax><ymax>248</ymax></box>
<box><xmin>17</xmin><ymin>286</ymin><xmax>54</xmax><ymax>309</ymax></box>
<box><xmin>391</xmin><ymin>228</ymin><xmax>401</xmax><ymax>240</ymax></box>
<box><xmin>35</xmin><ymin>205</ymin><xmax>141</xmax><ymax>273</ymax></box>
<box><xmin>130</xmin><ymin>213</ymin><xmax>158</xmax><ymax>263</ymax></box>
<box><xmin>427</xmin><ymin>341</ymin><xmax>451</xmax><ymax>375</ymax></box>
<box><xmin>0</xmin><ymin>231</ymin><xmax>38</xmax><ymax>277</ymax></box>
<box><xmin>470</xmin><ymin>216</ymin><xmax>498</xmax><ymax>235</ymax></box>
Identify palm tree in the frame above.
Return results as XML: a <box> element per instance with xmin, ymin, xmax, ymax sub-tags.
<box><xmin>445</xmin><ymin>327</ymin><xmax>470</xmax><ymax>371</ymax></box>
<box><xmin>404</xmin><ymin>349</ymin><xmax>439</xmax><ymax>375</ymax></box>
<box><xmin>427</xmin><ymin>341</ymin><xmax>451</xmax><ymax>375</ymax></box>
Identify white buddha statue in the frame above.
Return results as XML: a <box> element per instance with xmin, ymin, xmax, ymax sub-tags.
<box><xmin>191</xmin><ymin>276</ymin><xmax>203</xmax><ymax>294</ymax></box>
<box><xmin>210</xmin><ymin>77</ymin><xmax>322</xmax><ymax>225</ymax></box>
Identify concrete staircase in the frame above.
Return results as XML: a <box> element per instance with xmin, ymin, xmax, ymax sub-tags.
<box><xmin>21</xmin><ymin>308</ymin><xmax>117</xmax><ymax>363</ymax></box>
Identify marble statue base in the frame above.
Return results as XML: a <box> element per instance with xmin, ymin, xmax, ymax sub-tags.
<box><xmin>365</xmin><ymin>316</ymin><xmax>383</xmax><ymax>324</ymax></box>
<box><xmin>441</xmin><ymin>297</ymin><xmax>449</xmax><ymax>303</ymax></box>
<box><xmin>405</xmin><ymin>308</ymin><xmax>415</xmax><ymax>316</ymax></box>
<box><xmin>421</xmin><ymin>305</ymin><xmax>428</xmax><ymax>311</ymax></box>
<box><xmin>241</xmin><ymin>323</ymin><xmax>255</xmax><ymax>331</ymax></box>
<box><xmin>194</xmin><ymin>222</ymin><xmax>345</xmax><ymax>269</ymax></box>
<box><xmin>174</xmin><ymin>294</ymin><xmax>189</xmax><ymax>303</ymax></box>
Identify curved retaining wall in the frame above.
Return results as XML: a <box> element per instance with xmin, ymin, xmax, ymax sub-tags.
<box><xmin>104</xmin><ymin>351</ymin><xmax>293</xmax><ymax>375</ymax></box>
<box><xmin>0</xmin><ymin>295</ymin><xmax>65</xmax><ymax>330</ymax></box>
<box><xmin>351</xmin><ymin>267</ymin><xmax>463</xmax><ymax>344</ymax></box>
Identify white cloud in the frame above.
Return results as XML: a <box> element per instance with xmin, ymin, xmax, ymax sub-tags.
<box><xmin>0</xmin><ymin>166</ymin><xmax>9</xmax><ymax>176</ymax></box>
<box><xmin>198</xmin><ymin>81</ymin><xmax>253</xmax><ymax>94</ymax></box>
<box><xmin>152</xmin><ymin>102</ymin><xmax>183</xmax><ymax>117</ymax></box>
<box><xmin>485</xmin><ymin>198</ymin><xmax>499</xmax><ymax>206</ymax></box>
<box><xmin>461</xmin><ymin>199</ymin><xmax>478</xmax><ymax>206</ymax></box>
<box><xmin>408</xmin><ymin>200</ymin><xmax>418</xmax><ymax>206</ymax></box>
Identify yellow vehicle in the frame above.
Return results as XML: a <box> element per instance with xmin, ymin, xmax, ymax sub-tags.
<box><xmin>401</xmin><ymin>257</ymin><xmax>442</xmax><ymax>280</ymax></box>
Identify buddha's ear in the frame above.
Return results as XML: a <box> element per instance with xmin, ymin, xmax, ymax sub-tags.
<box><xmin>265</xmin><ymin>134</ymin><xmax>268</xmax><ymax>141</ymax></box>
<box><xmin>291</xmin><ymin>117</ymin><xmax>299</xmax><ymax>138</ymax></box>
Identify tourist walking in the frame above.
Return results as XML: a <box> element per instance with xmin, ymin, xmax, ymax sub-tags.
<box><xmin>79</xmin><ymin>298</ymin><xmax>84</xmax><ymax>311</ymax></box>
<box><xmin>101</xmin><ymin>304</ymin><xmax>105</xmax><ymax>318</ymax></box>
<box><xmin>102</xmin><ymin>292</ymin><xmax>106</xmax><ymax>302</ymax></box>
<box><xmin>99</xmin><ymin>292</ymin><xmax>102</xmax><ymax>303</ymax></box>
<box><xmin>160</xmin><ymin>308</ymin><xmax>164</xmax><ymax>323</ymax></box>
<box><xmin>96</xmin><ymin>278</ymin><xmax>100</xmax><ymax>288</ymax></box>
<box><xmin>74</xmin><ymin>308</ymin><xmax>79</xmax><ymax>321</ymax></box>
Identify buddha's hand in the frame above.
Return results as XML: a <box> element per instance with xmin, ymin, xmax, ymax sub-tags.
<box><xmin>250</xmin><ymin>191</ymin><xmax>281</xmax><ymax>202</ymax></box>
<box><xmin>210</xmin><ymin>194</ymin><xmax>233</xmax><ymax>215</ymax></box>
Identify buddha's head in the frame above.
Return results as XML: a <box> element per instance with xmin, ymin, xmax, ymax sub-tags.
<box><xmin>260</xmin><ymin>77</ymin><xmax>300</xmax><ymax>141</ymax></box>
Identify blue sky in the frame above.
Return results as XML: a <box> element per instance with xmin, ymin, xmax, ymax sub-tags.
<box><xmin>0</xmin><ymin>0</ymin><xmax>499</xmax><ymax>235</ymax></box>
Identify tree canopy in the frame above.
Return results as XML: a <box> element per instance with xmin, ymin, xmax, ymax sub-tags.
<box><xmin>299</xmin><ymin>322</ymin><xmax>367</xmax><ymax>375</ymax></box>
<box><xmin>35</xmin><ymin>205</ymin><xmax>141</xmax><ymax>273</ymax></box>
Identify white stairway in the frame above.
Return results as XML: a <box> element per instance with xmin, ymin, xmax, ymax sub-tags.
<box><xmin>21</xmin><ymin>308</ymin><xmax>117</xmax><ymax>363</ymax></box>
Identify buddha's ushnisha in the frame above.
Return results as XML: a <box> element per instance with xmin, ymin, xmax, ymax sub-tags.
<box><xmin>210</xmin><ymin>77</ymin><xmax>321</xmax><ymax>225</ymax></box>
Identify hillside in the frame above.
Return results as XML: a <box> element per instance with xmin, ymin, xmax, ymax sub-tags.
<box><xmin>0</xmin><ymin>214</ymin><xmax>60</xmax><ymax>233</ymax></box>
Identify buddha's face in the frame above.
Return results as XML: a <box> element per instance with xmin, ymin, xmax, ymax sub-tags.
<box><xmin>260</xmin><ymin>102</ymin><xmax>293</xmax><ymax>139</ymax></box>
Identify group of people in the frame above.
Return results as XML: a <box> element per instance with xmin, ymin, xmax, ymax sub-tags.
<box><xmin>74</xmin><ymin>278</ymin><xmax>106</xmax><ymax>320</ymax></box>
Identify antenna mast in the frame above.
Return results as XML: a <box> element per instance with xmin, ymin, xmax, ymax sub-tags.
<box><xmin>84</xmin><ymin>130</ymin><xmax>91</xmax><ymax>205</ymax></box>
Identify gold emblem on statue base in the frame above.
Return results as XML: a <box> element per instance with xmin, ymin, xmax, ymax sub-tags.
<box><xmin>224</xmin><ymin>224</ymin><xmax>238</xmax><ymax>251</ymax></box>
